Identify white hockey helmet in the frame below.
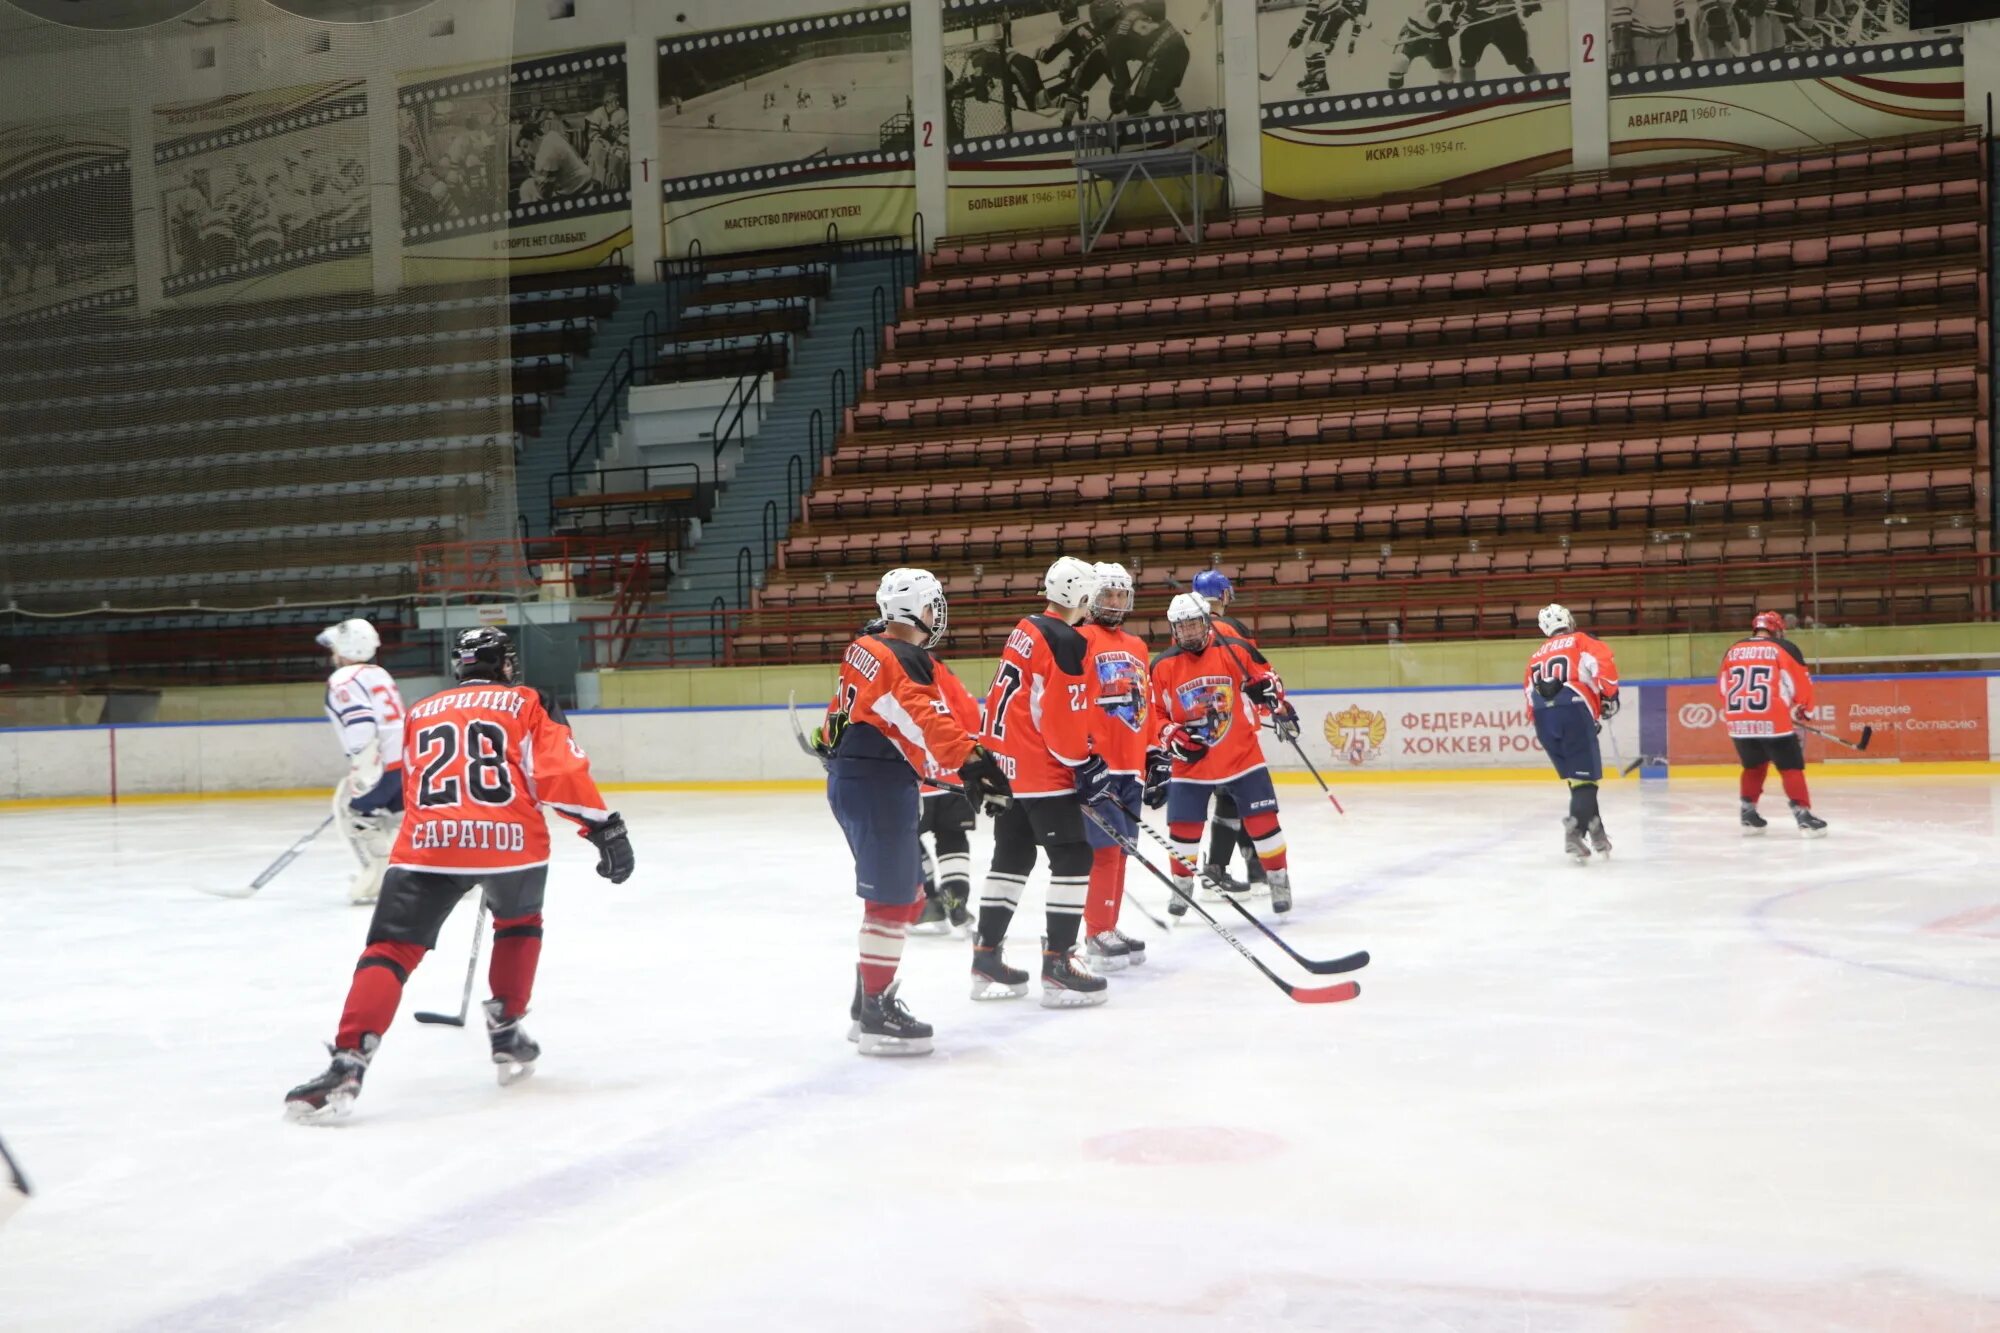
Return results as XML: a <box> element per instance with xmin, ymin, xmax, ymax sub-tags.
<box><xmin>875</xmin><ymin>566</ymin><xmax>948</xmax><ymax>648</ymax></box>
<box><xmin>1042</xmin><ymin>555</ymin><xmax>1099</xmax><ymax>611</ymax></box>
<box><xmin>1167</xmin><ymin>591</ymin><xmax>1211</xmax><ymax>650</ymax></box>
<box><xmin>316</xmin><ymin>618</ymin><xmax>380</xmax><ymax>663</ymax></box>
<box><xmin>1089</xmin><ymin>561</ymin><xmax>1134</xmax><ymax>624</ymax></box>
<box><xmin>1537</xmin><ymin>603</ymin><xmax>1575</xmax><ymax>637</ymax></box>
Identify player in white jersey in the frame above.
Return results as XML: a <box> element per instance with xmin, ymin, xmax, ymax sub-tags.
<box><xmin>319</xmin><ymin>619</ymin><xmax>406</xmax><ymax>905</ymax></box>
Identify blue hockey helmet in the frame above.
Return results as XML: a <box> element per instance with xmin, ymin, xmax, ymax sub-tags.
<box><xmin>1191</xmin><ymin>569</ymin><xmax>1233</xmax><ymax>603</ymax></box>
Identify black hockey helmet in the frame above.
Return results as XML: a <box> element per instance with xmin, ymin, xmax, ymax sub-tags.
<box><xmin>453</xmin><ymin>626</ymin><xmax>517</xmax><ymax>683</ymax></box>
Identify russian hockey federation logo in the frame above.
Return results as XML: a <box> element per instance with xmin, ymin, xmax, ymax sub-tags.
<box><xmin>1324</xmin><ymin>706</ymin><xmax>1387</xmax><ymax>767</ymax></box>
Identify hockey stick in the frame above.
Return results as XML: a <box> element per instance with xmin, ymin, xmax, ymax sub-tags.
<box><xmin>1130</xmin><ymin>819</ymin><xmax>1369</xmax><ymax>975</ymax></box>
<box><xmin>414</xmin><ymin>901</ymin><xmax>488</xmax><ymax>1027</ymax></box>
<box><xmin>1206</xmin><ymin>627</ymin><xmax>1347</xmax><ymax>816</ymax></box>
<box><xmin>207</xmin><ymin>813</ymin><xmax>336</xmax><ymax>898</ymax></box>
<box><xmin>0</xmin><ymin>1132</ymin><xmax>29</xmax><ymax>1227</ymax></box>
<box><xmin>1080</xmin><ymin>805</ymin><xmax>1361</xmax><ymax>1004</ymax></box>
<box><xmin>1797</xmin><ymin>720</ymin><xmax>1874</xmax><ymax>753</ymax></box>
<box><xmin>1260</xmin><ymin>43</ymin><xmax>1299</xmax><ymax>82</ymax></box>
<box><xmin>1277</xmin><ymin>728</ymin><xmax>1346</xmax><ymax>814</ymax></box>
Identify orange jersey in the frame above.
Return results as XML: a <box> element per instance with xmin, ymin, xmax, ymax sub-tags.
<box><xmin>1079</xmin><ymin>621</ymin><xmax>1152</xmax><ymax>775</ymax></box>
<box><xmin>392</xmin><ymin>682</ymin><xmax>611</xmax><ymax>874</ymax></box>
<box><xmin>981</xmin><ymin>614</ymin><xmax>1094</xmax><ymax>796</ymax></box>
<box><xmin>1523</xmin><ymin>632</ymin><xmax>1621</xmax><ymax>719</ymax></box>
<box><xmin>1212</xmin><ymin>613</ymin><xmax>1259</xmax><ymax>649</ymax></box>
<box><xmin>921</xmin><ymin>657</ymin><xmax>984</xmax><ymax>791</ymax></box>
<box><xmin>828</xmin><ymin>633</ymin><xmax>977</xmax><ymax>778</ymax></box>
<box><xmin>1150</xmin><ymin>637</ymin><xmax>1278</xmax><ymax>783</ymax></box>
<box><xmin>1717</xmin><ymin>637</ymin><xmax>1815</xmax><ymax>737</ymax></box>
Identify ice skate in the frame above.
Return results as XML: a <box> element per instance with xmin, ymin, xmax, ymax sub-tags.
<box><xmin>856</xmin><ymin>981</ymin><xmax>933</xmax><ymax>1057</ymax></box>
<box><xmin>1112</xmin><ymin>928</ymin><xmax>1147</xmax><ymax>966</ymax></box>
<box><xmin>1741</xmin><ymin>800</ymin><xmax>1768</xmax><ymax>833</ymax></box>
<box><xmin>1084</xmin><ymin>929</ymin><xmax>1132</xmax><ymax>972</ymax></box>
<box><xmin>1267</xmin><ymin>868</ymin><xmax>1294</xmax><ymax>914</ymax></box>
<box><xmin>347</xmin><ymin>864</ymin><xmax>381</xmax><ymax>906</ymax></box>
<box><xmin>969</xmin><ymin>941</ymin><xmax>1030</xmax><ymax>1000</ymax></box>
<box><xmin>909</xmin><ymin>894</ymin><xmax>951</xmax><ymax>937</ymax></box>
<box><xmin>1167</xmin><ymin>873</ymin><xmax>1194</xmax><ymax>917</ymax></box>
<box><xmin>283</xmin><ymin>1035</ymin><xmax>376</xmax><ymax>1122</ymax></box>
<box><xmin>1200</xmin><ymin>865</ymin><xmax>1255</xmax><ymax>901</ymax></box>
<box><xmin>484</xmin><ymin>999</ymin><xmax>539</xmax><ymax>1086</ymax></box>
<box><xmin>943</xmin><ymin>887</ymin><xmax>973</xmax><ymax>933</ymax></box>
<box><xmin>1587</xmin><ymin>819</ymin><xmax>1612</xmax><ymax>858</ymax></box>
<box><xmin>1791</xmin><ymin>802</ymin><xmax>1828</xmax><ymax>838</ymax></box>
<box><xmin>1040</xmin><ymin>938</ymin><xmax>1109</xmax><ymax>1009</ymax></box>
<box><xmin>1562</xmin><ymin>816</ymin><xmax>1592</xmax><ymax>863</ymax></box>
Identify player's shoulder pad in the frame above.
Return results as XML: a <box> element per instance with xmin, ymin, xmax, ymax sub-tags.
<box><xmin>1026</xmin><ymin>615</ymin><xmax>1090</xmax><ymax>675</ymax></box>
<box><xmin>867</xmin><ymin>633</ymin><xmax>938</xmax><ymax>687</ymax></box>
<box><xmin>532</xmin><ymin>686</ymin><xmax>569</xmax><ymax>726</ymax></box>
<box><xmin>1775</xmin><ymin>637</ymin><xmax>1808</xmax><ymax>668</ymax></box>
<box><xmin>1150</xmin><ymin>644</ymin><xmax>1189</xmax><ymax>671</ymax></box>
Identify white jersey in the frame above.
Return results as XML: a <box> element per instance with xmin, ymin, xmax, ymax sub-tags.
<box><xmin>325</xmin><ymin>663</ymin><xmax>406</xmax><ymax>770</ymax></box>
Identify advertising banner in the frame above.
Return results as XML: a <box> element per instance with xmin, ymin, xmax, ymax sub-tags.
<box><xmin>1665</xmin><ymin>675</ymin><xmax>1989</xmax><ymax>765</ymax></box>
<box><xmin>1257</xmin><ymin>0</ymin><xmax>1572</xmax><ymax>202</ymax></box>
<box><xmin>1277</xmin><ymin>685</ymin><xmax>1643</xmax><ymax>773</ymax></box>
<box><xmin>153</xmin><ymin>79</ymin><xmax>370</xmax><ymax>304</ymax></box>
<box><xmin>400</xmin><ymin>45</ymin><xmax>633</xmax><ymax>280</ymax></box>
<box><xmin>0</xmin><ymin>111</ymin><xmax>134</xmax><ymax>323</ymax></box>
<box><xmin>1607</xmin><ymin>19</ymin><xmax>1960</xmax><ymax>166</ymax></box>
<box><xmin>944</xmin><ymin>0</ymin><xmax>1226</xmax><ymax>235</ymax></box>
<box><xmin>658</xmin><ymin>6</ymin><xmax>914</xmax><ymax>258</ymax></box>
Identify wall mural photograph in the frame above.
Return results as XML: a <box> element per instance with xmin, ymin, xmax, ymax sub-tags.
<box><xmin>0</xmin><ymin>111</ymin><xmax>134</xmax><ymax>323</ymax></box>
<box><xmin>1255</xmin><ymin>0</ymin><xmax>1567</xmax><ymax>100</ymax></box>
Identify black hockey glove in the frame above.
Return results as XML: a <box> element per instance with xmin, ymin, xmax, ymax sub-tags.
<box><xmin>812</xmin><ymin>711</ymin><xmax>849</xmax><ymax>760</ymax></box>
<box><xmin>1245</xmin><ymin>675</ymin><xmax>1287</xmax><ymax>713</ymax></box>
<box><xmin>583</xmin><ymin>813</ymin><xmax>634</xmax><ymax>884</ymax></box>
<box><xmin>1272</xmin><ymin>701</ymin><xmax>1302</xmax><ymax>744</ymax></box>
<box><xmin>1072</xmin><ymin>754</ymin><xmax>1114</xmax><ymax>805</ymax></box>
<box><xmin>1142</xmin><ymin>748</ymin><xmax>1172</xmax><ymax>809</ymax></box>
<box><xmin>957</xmin><ymin>745</ymin><xmax>1013</xmax><ymax>815</ymax></box>
<box><xmin>1599</xmin><ymin>692</ymin><xmax>1621</xmax><ymax>721</ymax></box>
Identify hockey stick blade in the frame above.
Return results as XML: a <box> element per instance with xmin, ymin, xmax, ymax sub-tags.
<box><xmin>412</xmin><ymin>1011</ymin><xmax>468</xmax><ymax>1027</ymax></box>
<box><xmin>1857</xmin><ymin>724</ymin><xmax>1873</xmax><ymax>751</ymax></box>
<box><xmin>1132</xmin><ymin>821</ymin><xmax>1369</xmax><ymax>975</ymax></box>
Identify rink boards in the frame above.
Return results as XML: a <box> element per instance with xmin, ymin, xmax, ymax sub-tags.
<box><xmin>3</xmin><ymin>671</ymin><xmax>1999</xmax><ymax>805</ymax></box>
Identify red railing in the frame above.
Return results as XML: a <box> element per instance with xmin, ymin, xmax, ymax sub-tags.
<box><xmin>580</xmin><ymin>546</ymin><xmax>1994</xmax><ymax>668</ymax></box>
<box><xmin>415</xmin><ymin>536</ymin><xmax>653</xmax><ymax>602</ymax></box>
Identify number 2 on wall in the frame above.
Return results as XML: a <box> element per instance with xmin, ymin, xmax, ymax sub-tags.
<box><xmin>1581</xmin><ymin>32</ymin><xmax>1596</xmax><ymax>62</ymax></box>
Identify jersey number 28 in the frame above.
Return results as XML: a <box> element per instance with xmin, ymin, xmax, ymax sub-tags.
<box><xmin>413</xmin><ymin>720</ymin><xmax>515</xmax><ymax>808</ymax></box>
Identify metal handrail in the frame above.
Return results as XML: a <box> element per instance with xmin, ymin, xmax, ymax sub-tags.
<box><xmin>734</xmin><ymin>545</ymin><xmax>755</xmax><ymax>609</ymax></box>
<box><xmin>807</xmin><ymin>409</ymin><xmax>825</xmax><ymax>473</ymax></box>
<box><xmin>547</xmin><ymin>460</ymin><xmax>710</xmax><ymax>534</ymax></box>
<box><xmin>564</xmin><ymin>343</ymin><xmax>633</xmax><ymax>474</ymax></box>
<box><xmin>787</xmin><ymin>452</ymin><xmax>807</xmax><ymax>523</ymax></box>
<box><xmin>761</xmin><ymin>498</ymin><xmax>779</xmax><ymax>571</ymax></box>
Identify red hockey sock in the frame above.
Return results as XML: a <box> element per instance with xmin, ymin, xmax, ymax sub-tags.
<box><xmin>858</xmin><ymin>899</ymin><xmax>924</xmax><ymax>996</ymax></box>
<box><xmin>1242</xmin><ymin>812</ymin><xmax>1288</xmax><ymax>872</ymax></box>
<box><xmin>1084</xmin><ymin>845</ymin><xmax>1122</xmax><ymax>937</ymax></box>
<box><xmin>488</xmin><ymin>912</ymin><xmax>544</xmax><ymax>1020</ymax></box>
<box><xmin>1110</xmin><ymin>853</ymin><xmax>1129</xmax><ymax>922</ymax></box>
<box><xmin>1740</xmin><ymin>763</ymin><xmax>1769</xmax><ymax>803</ymax></box>
<box><xmin>1167</xmin><ymin>820</ymin><xmax>1203</xmax><ymax>877</ymax></box>
<box><xmin>336</xmin><ymin>940</ymin><xmax>426</xmax><ymax>1049</ymax></box>
<box><xmin>1779</xmin><ymin>767</ymin><xmax>1812</xmax><ymax>807</ymax></box>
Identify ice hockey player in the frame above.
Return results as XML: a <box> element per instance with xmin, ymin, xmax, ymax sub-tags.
<box><xmin>1288</xmin><ymin>0</ymin><xmax>1369</xmax><ymax>94</ymax></box>
<box><xmin>816</xmin><ymin>570</ymin><xmax>1013</xmax><ymax>1054</ymax></box>
<box><xmin>974</xmin><ymin>556</ymin><xmax>1114</xmax><ymax>1006</ymax></box>
<box><xmin>1150</xmin><ymin>593</ymin><xmax>1302</xmax><ymax>914</ymax></box>
<box><xmin>912</xmin><ymin>643</ymin><xmax>985</xmax><ymax>937</ymax></box>
<box><xmin>1456</xmin><ymin>0</ymin><xmax>1540</xmax><ymax>82</ymax></box>
<box><xmin>1095</xmin><ymin>0</ymin><xmax>1190</xmax><ymax>115</ymax></box>
<box><xmin>1190</xmin><ymin>570</ymin><xmax>1266</xmax><ymax>896</ymax></box>
<box><xmin>1718</xmin><ymin>610</ymin><xmax>1826</xmax><ymax>836</ymax></box>
<box><xmin>283</xmin><ymin>627</ymin><xmax>634</xmax><ymax>1121</ymax></box>
<box><xmin>1077</xmin><ymin>561</ymin><xmax>1151</xmax><ymax>971</ymax></box>
<box><xmin>318</xmin><ymin>618</ymin><xmax>406</xmax><ymax>906</ymax></box>
<box><xmin>1387</xmin><ymin>0</ymin><xmax>1462</xmax><ymax>90</ymax></box>
<box><xmin>1524</xmin><ymin>604</ymin><xmax>1621</xmax><ymax>863</ymax></box>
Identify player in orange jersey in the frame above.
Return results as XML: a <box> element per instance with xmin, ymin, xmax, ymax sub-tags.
<box><xmin>973</xmin><ymin>556</ymin><xmax>1114</xmax><ymax>1007</ymax></box>
<box><xmin>1190</xmin><ymin>568</ymin><xmax>1267</xmax><ymax>896</ymax></box>
<box><xmin>1524</xmin><ymin>603</ymin><xmax>1622</xmax><ymax>863</ymax></box>
<box><xmin>1150</xmin><ymin>593</ymin><xmax>1302</xmax><ymax>915</ymax></box>
<box><xmin>1078</xmin><ymin>561</ymin><xmax>1151</xmax><ymax>971</ymax></box>
<box><xmin>815</xmin><ymin>569</ymin><xmax>1012</xmax><ymax>1054</ymax></box>
<box><xmin>1718</xmin><ymin>610</ymin><xmax>1826</xmax><ymax>836</ymax></box>
<box><xmin>912</xmin><ymin>646</ymin><xmax>985</xmax><ymax>936</ymax></box>
<box><xmin>284</xmin><ymin>627</ymin><xmax>633</xmax><ymax>1121</ymax></box>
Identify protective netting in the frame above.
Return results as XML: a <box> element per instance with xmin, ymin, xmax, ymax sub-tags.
<box><xmin>945</xmin><ymin>24</ymin><xmax>1019</xmax><ymax>142</ymax></box>
<box><xmin>0</xmin><ymin>1</ymin><xmax>518</xmax><ymax>627</ymax></box>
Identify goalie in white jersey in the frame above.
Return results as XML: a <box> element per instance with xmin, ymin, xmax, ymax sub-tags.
<box><xmin>318</xmin><ymin>619</ymin><xmax>406</xmax><ymax>905</ymax></box>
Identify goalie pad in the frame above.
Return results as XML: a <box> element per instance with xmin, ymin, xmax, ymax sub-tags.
<box><xmin>347</xmin><ymin>736</ymin><xmax>384</xmax><ymax>794</ymax></box>
<box><xmin>333</xmin><ymin>781</ymin><xmax>399</xmax><ymax>864</ymax></box>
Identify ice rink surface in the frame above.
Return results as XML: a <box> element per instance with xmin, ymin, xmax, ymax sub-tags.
<box><xmin>3</xmin><ymin>776</ymin><xmax>1999</xmax><ymax>1331</ymax></box>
